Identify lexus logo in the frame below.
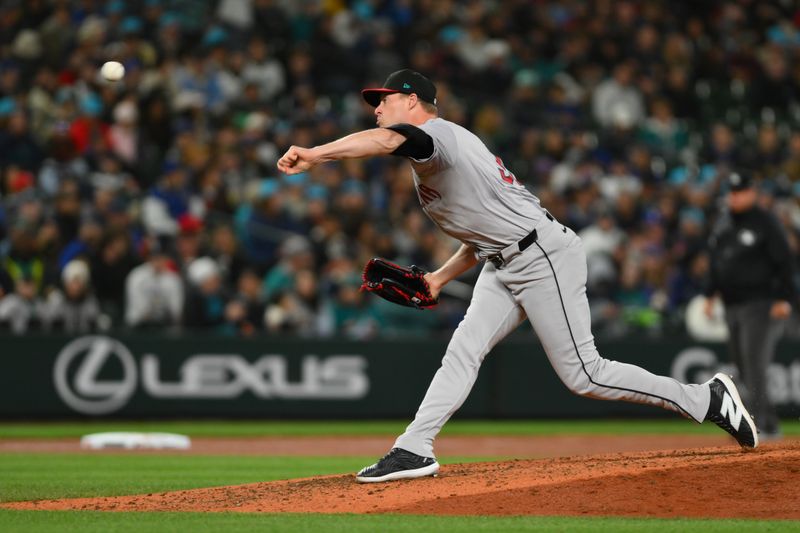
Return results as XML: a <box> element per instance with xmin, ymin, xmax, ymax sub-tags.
<box><xmin>53</xmin><ymin>336</ymin><xmax>137</xmax><ymax>415</ymax></box>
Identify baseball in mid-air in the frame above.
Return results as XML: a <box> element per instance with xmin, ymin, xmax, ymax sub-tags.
<box><xmin>100</xmin><ymin>61</ymin><xmax>125</xmax><ymax>82</ymax></box>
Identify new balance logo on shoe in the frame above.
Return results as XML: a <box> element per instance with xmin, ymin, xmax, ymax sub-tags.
<box><xmin>719</xmin><ymin>392</ymin><xmax>744</xmax><ymax>430</ymax></box>
<box><xmin>704</xmin><ymin>373</ymin><xmax>758</xmax><ymax>449</ymax></box>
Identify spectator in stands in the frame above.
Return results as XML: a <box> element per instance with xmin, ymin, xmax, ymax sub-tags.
<box><xmin>262</xmin><ymin>235</ymin><xmax>314</xmax><ymax>300</ymax></box>
<box><xmin>638</xmin><ymin>98</ymin><xmax>688</xmax><ymax>165</ymax></box>
<box><xmin>2</xmin><ymin>218</ymin><xmax>48</xmax><ymax>295</ymax></box>
<box><xmin>173</xmin><ymin>214</ymin><xmax>206</xmax><ymax>275</ymax></box>
<box><xmin>318</xmin><ymin>270</ymin><xmax>382</xmax><ymax>339</ymax></box>
<box><xmin>141</xmin><ymin>162</ymin><xmax>199</xmax><ymax>238</ymax></box>
<box><xmin>241</xmin><ymin>37</ymin><xmax>286</xmax><ymax>102</ymax></box>
<box><xmin>0</xmin><ymin>110</ymin><xmax>44</xmax><ymax>173</ymax></box>
<box><xmin>0</xmin><ymin>0</ymin><xmax>799</xmax><ymax>340</ymax></box>
<box><xmin>592</xmin><ymin>61</ymin><xmax>646</xmax><ymax>130</ymax></box>
<box><xmin>209</xmin><ymin>223</ymin><xmax>248</xmax><ymax>289</ymax></box>
<box><xmin>90</xmin><ymin>230</ymin><xmax>136</xmax><ymax>324</ymax></box>
<box><xmin>579</xmin><ymin>205</ymin><xmax>625</xmax><ymax>294</ymax></box>
<box><xmin>263</xmin><ymin>267</ymin><xmax>320</xmax><ymax>335</ymax></box>
<box><xmin>0</xmin><ymin>275</ymin><xmax>43</xmax><ymax>334</ymax></box>
<box><xmin>41</xmin><ymin>259</ymin><xmax>107</xmax><ymax>333</ymax></box>
<box><xmin>183</xmin><ymin>256</ymin><xmax>229</xmax><ymax>331</ymax></box>
<box><xmin>235</xmin><ymin>178</ymin><xmax>296</xmax><ymax>269</ymax></box>
<box><xmin>0</xmin><ymin>268</ymin><xmax>12</xmax><ymax>298</ymax></box>
<box><xmin>668</xmin><ymin>250</ymin><xmax>710</xmax><ymax>312</ymax></box>
<box><xmin>124</xmin><ymin>242</ymin><xmax>183</xmax><ymax>329</ymax></box>
<box><xmin>224</xmin><ymin>268</ymin><xmax>266</xmax><ymax>336</ymax></box>
<box><xmin>108</xmin><ymin>98</ymin><xmax>139</xmax><ymax>166</ymax></box>
<box><xmin>68</xmin><ymin>93</ymin><xmax>110</xmax><ymax>156</ymax></box>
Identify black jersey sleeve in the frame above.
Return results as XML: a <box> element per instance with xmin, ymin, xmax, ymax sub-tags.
<box><xmin>386</xmin><ymin>123</ymin><xmax>435</xmax><ymax>160</ymax></box>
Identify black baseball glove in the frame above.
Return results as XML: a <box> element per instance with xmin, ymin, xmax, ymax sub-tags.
<box><xmin>361</xmin><ymin>258</ymin><xmax>438</xmax><ymax>309</ymax></box>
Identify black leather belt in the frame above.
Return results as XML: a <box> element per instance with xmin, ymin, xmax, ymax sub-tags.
<box><xmin>487</xmin><ymin>212</ymin><xmax>555</xmax><ymax>269</ymax></box>
<box><xmin>487</xmin><ymin>228</ymin><xmax>538</xmax><ymax>268</ymax></box>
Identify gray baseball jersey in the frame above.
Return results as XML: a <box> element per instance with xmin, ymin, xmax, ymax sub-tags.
<box><xmin>409</xmin><ymin>118</ymin><xmax>544</xmax><ymax>258</ymax></box>
<box><xmin>392</xmin><ymin>118</ymin><xmax>712</xmax><ymax>458</ymax></box>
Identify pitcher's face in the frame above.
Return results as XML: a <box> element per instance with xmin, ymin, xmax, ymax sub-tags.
<box><xmin>374</xmin><ymin>93</ymin><xmax>411</xmax><ymax>127</ymax></box>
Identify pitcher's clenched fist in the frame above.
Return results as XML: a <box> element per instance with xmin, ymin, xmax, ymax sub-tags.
<box><xmin>277</xmin><ymin>145</ymin><xmax>318</xmax><ymax>174</ymax></box>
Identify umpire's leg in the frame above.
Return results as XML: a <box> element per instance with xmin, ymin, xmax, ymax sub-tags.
<box><xmin>737</xmin><ymin>300</ymin><xmax>783</xmax><ymax>435</ymax></box>
<box><xmin>724</xmin><ymin>303</ymin><xmax>746</xmax><ymax>394</ymax></box>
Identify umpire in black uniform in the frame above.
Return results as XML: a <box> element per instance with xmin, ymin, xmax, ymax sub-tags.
<box><xmin>704</xmin><ymin>171</ymin><xmax>796</xmax><ymax>439</ymax></box>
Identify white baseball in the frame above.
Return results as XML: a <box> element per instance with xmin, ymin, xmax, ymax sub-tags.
<box><xmin>100</xmin><ymin>61</ymin><xmax>125</xmax><ymax>82</ymax></box>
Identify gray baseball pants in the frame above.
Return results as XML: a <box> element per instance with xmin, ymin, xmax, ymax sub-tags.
<box><xmin>395</xmin><ymin>217</ymin><xmax>711</xmax><ymax>458</ymax></box>
<box><xmin>724</xmin><ymin>300</ymin><xmax>783</xmax><ymax>435</ymax></box>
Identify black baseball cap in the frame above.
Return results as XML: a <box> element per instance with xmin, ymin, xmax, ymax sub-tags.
<box><xmin>361</xmin><ymin>69</ymin><xmax>437</xmax><ymax>107</ymax></box>
<box><xmin>726</xmin><ymin>171</ymin><xmax>753</xmax><ymax>192</ymax></box>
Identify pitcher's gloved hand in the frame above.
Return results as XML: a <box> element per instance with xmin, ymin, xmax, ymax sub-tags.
<box><xmin>361</xmin><ymin>258</ymin><xmax>438</xmax><ymax>309</ymax></box>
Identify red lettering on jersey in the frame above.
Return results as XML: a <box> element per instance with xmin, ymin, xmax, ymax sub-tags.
<box><xmin>495</xmin><ymin>156</ymin><xmax>518</xmax><ymax>185</ymax></box>
<box><xmin>417</xmin><ymin>183</ymin><xmax>442</xmax><ymax>205</ymax></box>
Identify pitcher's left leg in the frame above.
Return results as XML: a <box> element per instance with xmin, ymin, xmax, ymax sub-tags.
<box><xmin>393</xmin><ymin>265</ymin><xmax>526</xmax><ymax>457</ymax></box>
<box><xmin>505</xmin><ymin>230</ymin><xmax>710</xmax><ymax>422</ymax></box>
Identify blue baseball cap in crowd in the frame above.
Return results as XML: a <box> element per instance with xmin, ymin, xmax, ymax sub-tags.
<box><xmin>79</xmin><ymin>93</ymin><xmax>103</xmax><ymax>116</ymax></box>
<box><xmin>159</xmin><ymin>12</ymin><xmax>180</xmax><ymax>28</ymax></box>
<box><xmin>341</xmin><ymin>179</ymin><xmax>366</xmax><ymax>196</ymax></box>
<box><xmin>162</xmin><ymin>159</ymin><xmax>180</xmax><ymax>174</ymax></box>
<box><xmin>257</xmin><ymin>178</ymin><xmax>280</xmax><ymax>199</ymax></box>
<box><xmin>679</xmin><ymin>207</ymin><xmax>705</xmax><ymax>226</ymax></box>
<box><xmin>306</xmin><ymin>184</ymin><xmax>328</xmax><ymax>201</ymax></box>
<box><xmin>283</xmin><ymin>172</ymin><xmax>308</xmax><ymax>186</ymax></box>
<box><xmin>203</xmin><ymin>26</ymin><xmax>228</xmax><ymax>47</ymax></box>
<box><xmin>120</xmin><ymin>16</ymin><xmax>143</xmax><ymax>34</ymax></box>
<box><xmin>106</xmin><ymin>0</ymin><xmax>125</xmax><ymax>14</ymax></box>
<box><xmin>0</xmin><ymin>97</ymin><xmax>16</xmax><ymax>116</ymax></box>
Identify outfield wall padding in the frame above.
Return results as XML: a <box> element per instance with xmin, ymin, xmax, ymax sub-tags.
<box><xmin>1</xmin><ymin>334</ymin><xmax>798</xmax><ymax>418</ymax></box>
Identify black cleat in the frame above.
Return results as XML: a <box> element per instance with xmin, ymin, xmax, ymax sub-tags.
<box><xmin>704</xmin><ymin>373</ymin><xmax>758</xmax><ymax>449</ymax></box>
<box><xmin>355</xmin><ymin>448</ymin><xmax>440</xmax><ymax>483</ymax></box>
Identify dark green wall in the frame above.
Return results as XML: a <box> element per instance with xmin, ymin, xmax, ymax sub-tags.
<box><xmin>1</xmin><ymin>334</ymin><xmax>798</xmax><ymax>418</ymax></box>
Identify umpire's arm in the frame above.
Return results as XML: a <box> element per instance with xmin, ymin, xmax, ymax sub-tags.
<box><xmin>765</xmin><ymin>214</ymin><xmax>798</xmax><ymax>317</ymax></box>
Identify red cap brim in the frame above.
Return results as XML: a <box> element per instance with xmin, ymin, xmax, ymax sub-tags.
<box><xmin>361</xmin><ymin>88</ymin><xmax>400</xmax><ymax>107</ymax></box>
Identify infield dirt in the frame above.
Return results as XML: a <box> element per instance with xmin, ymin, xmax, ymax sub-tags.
<box><xmin>4</xmin><ymin>439</ymin><xmax>799</xmax><ymax>519</ymax></box>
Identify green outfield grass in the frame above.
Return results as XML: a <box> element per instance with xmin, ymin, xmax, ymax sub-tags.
<box><xmin>1</xmin><ymin>510</ymin><xmax>797</xmax><ymax>533</ymax></box>
<box><xmin>1</xmin><ymin>418</ymin><xmax>798</xmax><ymax>439</ymax></box>
<box><xmin>0</xmin><ymin>420</ymin><xmax>796</xmax><ymax>532</ymax></box>
<box><xmin>0</xmin><ymin>454</ymin><xmax>503</xmax><ymax>502</ymax></box>
<box><xmin>0</xmin><ymin>454</ymin><xmax>368</xmax><ymax>501</ymax></box>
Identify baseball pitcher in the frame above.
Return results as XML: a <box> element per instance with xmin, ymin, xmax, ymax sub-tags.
<box><xmin>277</xmin><ymin>70</ymin><xmax>758</xmax><ymax>483</ymax></box>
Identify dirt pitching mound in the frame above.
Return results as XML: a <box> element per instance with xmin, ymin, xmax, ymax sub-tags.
<box><xmin>6</xmin><ymin>441</ymin><xmax>799</xmax><ymax>519</ymax></box>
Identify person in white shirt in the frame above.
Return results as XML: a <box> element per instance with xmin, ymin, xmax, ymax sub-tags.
<box><xmin>42</xmin><ymin>259</ymin><xmax>108</xmax><ymax>332</ymax></box>
<box><xmin>124</xmin><ymin>244</ymin><xmax>183</xmax><ymax>328</ymax></box>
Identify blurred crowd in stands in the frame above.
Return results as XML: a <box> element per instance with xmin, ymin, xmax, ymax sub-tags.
<box><xmin>1</xmin><ymin>0</ymin><xmax>800</xmax><ymax>338</ymax></box>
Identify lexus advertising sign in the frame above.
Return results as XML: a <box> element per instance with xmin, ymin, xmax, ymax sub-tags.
<box><xmin>0</xmin><ymin>335</ymin><xmax>797</xmax><ymax>418</ymax></box>
<box><xmin>52</xmin><ymin>336</ymin><xmax>370</xmax><ymax>415</ymax></box>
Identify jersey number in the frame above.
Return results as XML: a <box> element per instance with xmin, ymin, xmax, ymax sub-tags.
<box><xmin>495</xmin><ymin>156</ymin><xmax>518</xmax><ymax>185</ymax></box>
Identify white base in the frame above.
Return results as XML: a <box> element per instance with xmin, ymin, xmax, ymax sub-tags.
<box><xmin>80</xmin><ymin>432</ymin><xmax>191</xmax><ymax>450</ymax></box>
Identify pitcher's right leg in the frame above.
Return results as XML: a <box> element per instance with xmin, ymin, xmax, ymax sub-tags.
<box><xmin>503</xmin><ymin>228</ymin><xmax>711</xmax><ymax>423</ymax></box>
